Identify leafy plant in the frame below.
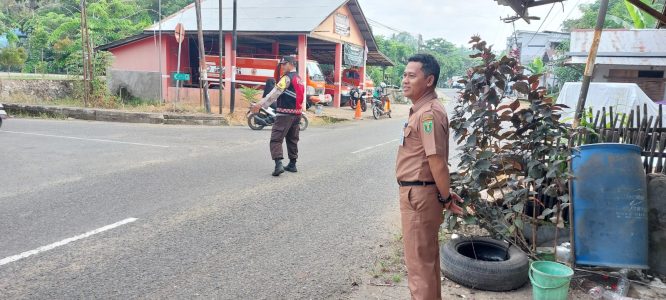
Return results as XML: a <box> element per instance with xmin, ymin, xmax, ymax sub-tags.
<box><xmin>551</xmin><ymin>41</ymin><xmax>583</xmax><ymax>93</ymax></box>
<box><xmin>239</xmin><ymin>86</ymin><xmax>262</xmax><ymax>103</ymax></box>
<box><xmin>449</xmin><ymin>36</ymin><xmax>571</xmax><ymax>254</ymax></box>
<box><xmin>562</xmin><ymin>0</ymin><xmax>663</xmax><ymax>31</ymax></box>
<box><xmin>526</xmin><ymin>57</ymin><xmax>545</xmax><ymax>75</ymax></box>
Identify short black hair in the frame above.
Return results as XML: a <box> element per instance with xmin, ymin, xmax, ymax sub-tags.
<box><xmin>408</xmin><ymin>53</ymin><xmax>440</xmax><ymax>87</ymax></box>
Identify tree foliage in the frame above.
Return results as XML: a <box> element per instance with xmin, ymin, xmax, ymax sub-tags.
<box><xmin>0</xmin><ymin>46</ymin><xmax>27</xmax><ymax>71</ymax></box>
<box><xmin>368</xmin><ymin>33</ymin><xmax>478</xmax><ymax>88</ymax></box>
<box><xmin>551</xmin><ymin>41</ymin><xmax>583</xmax><ymax>91</ymax></box>
<box><xmin>0</xmin><ymin>0</ymin><xmax>188</xmax><ymax>74</ymax></box>
<box><xmin>562</xmin><ymin>0</ymin><xmax>665</xmax><ymax>31</ymax></box>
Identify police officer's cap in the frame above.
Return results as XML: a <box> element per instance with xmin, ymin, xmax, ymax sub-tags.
<box><xmin>279</xmin><ymin>56</ymin><xmax>296</xmax><ymax>65</ymax></box>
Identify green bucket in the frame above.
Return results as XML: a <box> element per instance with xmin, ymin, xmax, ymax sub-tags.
<box><xmin>529</xmin><ymin>261</ymin><xmax>574</xmax><ymax>300</ymax></box>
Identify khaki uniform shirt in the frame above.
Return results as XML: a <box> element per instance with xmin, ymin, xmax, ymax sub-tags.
<box><xmin>396</xmin><ymin>90</ymin><xmax>449</xmax><ymax>182</ymax></box>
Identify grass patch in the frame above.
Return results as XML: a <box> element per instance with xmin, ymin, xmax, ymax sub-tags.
<box><xmin>10</xmin><ymin>110</ymin><xmax>67</xmax><ymax>120</ymax></box>
<box><xmin>1</xmin><ymin>95</ymin><xmax>84</xmax><ymax>107</ymax></box>
<box><xmin>392</xmin><ymin>274</ymin><xmax>403</xmax><ymax>283</ymax></box>
<box><xmin>225</xmin><ymin>111</ymin><xmax>251</xmax><ymax>126</ymax></box>
<box><xmin>369</xmin><ymin>232</ymin><xmax>407</xmax><ymax>286</ymax></box>
<box><xmin>3</xmin><ymin>95</ymin><xmax>208</xmax><ymax>114</ymax></box>
<box><xmin>308</xmin><ymin>114</ymin><xmax>348</xmax><ymax>126</ymax></box>
<box><xmin>317</xmin><ymin>115</ymin><xmax>348</xmax><ymax>123</ymax></box>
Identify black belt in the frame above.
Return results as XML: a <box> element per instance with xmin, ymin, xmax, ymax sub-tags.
<box><xmin>398</xmin><ymin>181</ymin><xmax>436</xmax><ymax>186</ymax></box>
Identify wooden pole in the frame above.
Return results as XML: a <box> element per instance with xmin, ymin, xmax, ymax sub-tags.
<box><xmin>230</xmin><ymin>0</ymin><xmax>237</xmax><ymax>113</ymax></box>
<box><xmin>194</xmin><ymin>0</ymin><xmax>211</xmax><ymax>113</ymax></box>
<box><xmin>158</xmin><ymin>0</ymin><xmax>163</xmax><ymax>103</ymax></box>
<box><xmin>79</xmin><ymin>0</ymin><xmax>89</xmax><ymax>107</ymax></box>
<box><xmin>219</xmin><ymin>0</ymin><xmax>224</xmax><ymax>114</ymax></box>
<box><xmin>573</xmin><ymin>0</ymin><xmax>610</xmax><ymax>128</ymax></box>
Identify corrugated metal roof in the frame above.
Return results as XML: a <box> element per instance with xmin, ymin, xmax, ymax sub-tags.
<box><xmin>146</xmin><ymin>0</ymin><xmax>345</xmax><ymax>34</ymax></box>
<box><xmin>570</xmin><ymin>56</ymin><xmax>666</xmax><ymax>66</ymax></box>
<box><xmin>569</xmin><ymin>29</ymin><xmax>666</xmax><ymax>66</ymax></box>
<box><xmin>104</xmin><ymin>0</ymin><xmax>392</xmax><ymax>66</ymax></box>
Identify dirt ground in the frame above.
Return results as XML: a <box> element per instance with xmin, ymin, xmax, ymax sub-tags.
<box><xmin>346</xmin><ymin>210</ymin><xmax>591</xmax><ymax>300</ymax></box>
<box><xmin>347</xmin><ymin>221</ymin><xmax>666</xmax><ymax>300</ymax></box>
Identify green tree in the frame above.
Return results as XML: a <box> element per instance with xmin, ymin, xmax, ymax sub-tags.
<box><xmin>562</xmin><ymin>0</ymin><xmax>665</xmax><ymax>31</ymax></box>
<box><xmin>9</xmin><ymin>0</ymin><xmax>155</xmax><ymax>74</ymax></box>
<box><xmin>552</xmin><ymin>41</ymin><xmax>583</xmax><ymax>91</ymax></box>
<box><xmin>367</xmin><ymin>34</ymin><xmax>417</xmax><ymax>87</ymax></box>
<box><xmin>607</xmin><ymin>0</ymin><xmax>660</xmax><ymax>28</ymax></box>
<box><xmin>368</xmin><ymin>34</ymin><xmax>478</xmax><ymax>88</ymax></box>
<box><xmin>148</xmin><ymin>0</ymin><xmax>192</xmax><ymax>22</ymax></box>
<box><xmin>0</xmin><ymin>47</ymin><xmax>28</xmax><ymax>72</ymax></box>
<box><xmin>1</xmin><ymin>0</ymin><xmax>190</xmax><ymax>74</ymax></box>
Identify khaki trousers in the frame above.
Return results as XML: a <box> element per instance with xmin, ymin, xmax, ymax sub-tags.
<box><xmin>400</xmin><ymin>185</ymin><xmax>444</xmax><ymax>300</ymax></box>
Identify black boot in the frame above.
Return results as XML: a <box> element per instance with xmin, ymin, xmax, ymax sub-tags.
<box><xmin>284</xmin><ymin>159</ymin><xmax>297</xmax><ymax>173</ymax></box>
<box><xmin>272</xmin><ymin>160</ymin><xmax>284</xmax><ymax>176</ymax></box>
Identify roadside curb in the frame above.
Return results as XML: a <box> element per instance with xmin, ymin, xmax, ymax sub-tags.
<box><xmin>2</xmin><ymin>103</ymin><xmax>228</xmax><ymax>126</ymax></box>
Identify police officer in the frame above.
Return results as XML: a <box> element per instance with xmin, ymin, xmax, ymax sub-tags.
<box><xmin>396</xmin><ymin>53</ymin><xmax>464</xmax><ymax>300</ymax></box>
<box><xmin>252</xmin><ymin>56</ymin><xmax>305</xmax><ymax>176</ymax></box>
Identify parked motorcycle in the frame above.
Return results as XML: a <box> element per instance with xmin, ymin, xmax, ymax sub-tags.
<box><xmin>246</xmin><ymin>104</ymin><xmax>308</xmax><ymax>131</ymax></box>
<box><xmin>371</xmin><ymin>95</ymin><xmax>391</xmax><ymax>119</ymax></box>
<box><xmin>348</xmin><ymin>88</ymin><xmax>367</xmax><ymax>112</ymax></box>
<box><xmin>0</xmin><ymin>103</ymin><xmax>7</xmax><ymax>128</ymax></box>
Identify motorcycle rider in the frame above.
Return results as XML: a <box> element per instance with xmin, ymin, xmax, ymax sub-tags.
<box><xmin>251</xmin><ymin>56</ymin><xmax>305</xmax><ymax>176</ymax></box>
<box><xmin>373</xmin><ymin>82</ymin><xmax>388</xmax><ymax>109</ymax></box>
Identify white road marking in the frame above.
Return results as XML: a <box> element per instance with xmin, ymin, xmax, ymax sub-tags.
<box><xmin>351</xmin><ymin>139</ymin><xmax>399</xmax><ymax>154</ymax></box>
<box><xmin>1</xmin><ymin>130</ymin><xmax>170</xmax><ymax>148</ymax></box>
<box><xmin>0</xmin><ymin>218</ymin><xmax>138</xmax><ymax>266</ymax></box>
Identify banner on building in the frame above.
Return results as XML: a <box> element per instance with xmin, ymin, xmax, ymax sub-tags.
<box><xmin>335</xmin><ymin>13</ymin><xmax>350</xmax><ymax>36</ymax></box>
<box><xmin>344</xmin><ymin>43</ymin><xmax>365</xmax><ymax>67</ymax></box>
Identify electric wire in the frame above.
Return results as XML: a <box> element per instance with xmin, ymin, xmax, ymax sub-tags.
<box><xmin>525</xmin><ymin>3</ymin><xmax>557</xmax><ymax>47</ymax></box>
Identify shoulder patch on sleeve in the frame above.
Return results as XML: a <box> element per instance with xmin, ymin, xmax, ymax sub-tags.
<box><xmin>422</xmin><ymin>114</ymin><xmax>434</xmax><ymax>121</ymax></box>
<box><xmin>276</xmin><ymin>76</ymin><xmax>289</xmax><ymax>90</ymax></box>
<box><xmin>423</xmin><ymin>119</ymin><xmax>433</xmax><ymax>133</ymax></box>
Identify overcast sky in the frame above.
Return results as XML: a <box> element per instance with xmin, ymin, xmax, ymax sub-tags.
<box><xmin>358</xmin><ymin>0</ymin><xmax>595</xmax><ymax>50</ymax></box>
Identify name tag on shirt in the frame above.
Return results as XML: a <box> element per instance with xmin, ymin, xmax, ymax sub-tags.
<box><xmin>400</xmin><ymin>122</ymin><xmax>408</xmax><ymax>146</ymax></box>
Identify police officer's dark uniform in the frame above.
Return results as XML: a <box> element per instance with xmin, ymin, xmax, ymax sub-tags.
<box><xmin>255</xmin><ymin>56</ymin><xmax>305</xmax><ymax>176</ymax></box>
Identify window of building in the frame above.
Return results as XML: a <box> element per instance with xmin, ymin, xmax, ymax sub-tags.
<box><xmin>638</xmin><ymin>70</ymin><xmax>664</xmax><ymax>78</ymax></box>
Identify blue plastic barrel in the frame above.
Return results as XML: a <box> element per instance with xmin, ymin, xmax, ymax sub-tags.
<box><xmin>572</xmin><ymin>143</ymin><xmax>648</xmax><ymax>269</ymax></box>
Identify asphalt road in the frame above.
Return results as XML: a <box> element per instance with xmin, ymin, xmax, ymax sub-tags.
<box><xmin>0</xmin><ymin>90</ymin><xmax>459</xmax><ymax>299</ymax></box>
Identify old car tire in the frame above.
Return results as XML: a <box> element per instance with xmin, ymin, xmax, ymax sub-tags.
<box><xmin>440</xmin><ymin>237</ymin><xmax>529</xmax><ymax>291</ymax></box>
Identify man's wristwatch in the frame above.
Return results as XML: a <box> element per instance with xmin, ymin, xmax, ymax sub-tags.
<box><xmin>438</xmin><ymin>193</ymin><xmax>452</xmax><ymax>205</ymax></box>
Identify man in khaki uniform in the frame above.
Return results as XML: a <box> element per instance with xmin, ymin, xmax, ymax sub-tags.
<box><xmin>396</xmin><ymin>54</ymin><xmax>463</xmax><ymax>300</ymax></box>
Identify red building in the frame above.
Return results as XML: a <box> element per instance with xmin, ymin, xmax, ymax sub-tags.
<box><xmin>98</xmin><ymin>0</ymin><xmax>393</xmax><ymax>112</ymax></box>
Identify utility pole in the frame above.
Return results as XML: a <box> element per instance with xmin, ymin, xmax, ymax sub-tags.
<box><xmin>79</xmin><ymin>0</ymin><xmax>93</xmax><ymax>107</ymax></box>
<box><xmin>195</xmin><ymin>0</ymin><xmax>211</xmax><ymax>113</ymax></box>
<box><xmin>230</xmin><ymin>0</ymin><xmax>237</xmax><ymax>113</ymax></box>
<box><xmin>158</xmin><ymin>0</ymin><xmax>163</xmax><ymax>103</ymax></box>
<box><xmin>573</xmin><ymin>0</ymin><xmax>610</xmax><ymax>128</ymax></box>
<box><xmin>219</xmin><ymin>0</ymin><xmax>224</xmax><ymax>114</ymax></box>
